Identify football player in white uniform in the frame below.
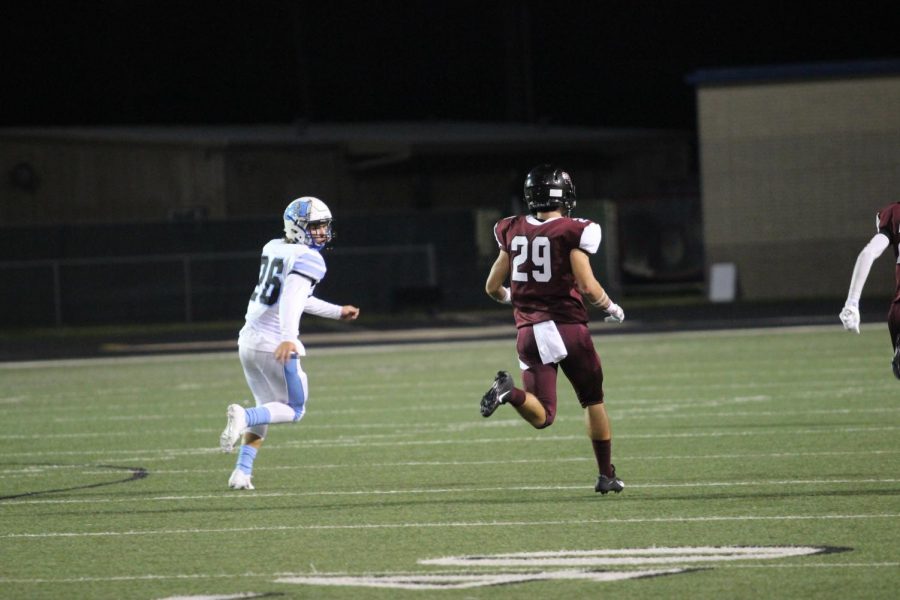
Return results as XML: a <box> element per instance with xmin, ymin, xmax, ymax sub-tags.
<box><xmin>219</xmin><ymin>196</ymin><xmax>360</xmax><ymax>489</ymax></box>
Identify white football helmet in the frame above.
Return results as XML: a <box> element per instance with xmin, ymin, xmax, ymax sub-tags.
<box><xmin>283</xmin><ymin>196</ymin><xmax>334</xmax><ymax>250</ymax></box>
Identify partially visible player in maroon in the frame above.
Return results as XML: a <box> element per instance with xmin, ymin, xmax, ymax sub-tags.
<box><xmin>840</xmin><ymin>202</ymin><xmax>900</xmax><ymax>379</ymax></box>
<box><xmin>481</xmin><ymin>164</ymin><xmax>626</xmax><ymax>494</ymax></box>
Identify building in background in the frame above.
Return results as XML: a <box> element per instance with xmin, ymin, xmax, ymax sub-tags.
<box><xmin>0</xmin><ymin>122</ymin><xmax>696</xmax><ymax>325</ymax></box>
<box><xmin>0</xmin><ymin>121</ymin><xmax>693</xmax><ymax>222</ymax></box>
<box><xmin>691</xmin><ymin>59</ymin><xmax>900</xmax><ymax>302</ymax></box>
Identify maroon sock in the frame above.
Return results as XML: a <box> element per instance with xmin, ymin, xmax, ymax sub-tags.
<box><xmin>507</xmin><ymin>386</ymin><xmax>526</xmax><ymax>407</ymax></box>
<box><xmin>592</xmin><ymin>439</ymin><xmax>612</xmax><ymax>477</ymax></box>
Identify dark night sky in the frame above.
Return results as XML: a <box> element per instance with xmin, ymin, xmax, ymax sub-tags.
<box><xmin>2</xmin><ymin>1</ymin><xmax>898</xmax><ymax>131</ymax></box>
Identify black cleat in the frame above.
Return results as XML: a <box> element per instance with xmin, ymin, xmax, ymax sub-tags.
<box><xmin>893</xmin><ymin>335</ymin><xmax>900</xmax><ymax>380</ymax></box>
<box><xmin>595</xmin><ymin>465</ymin><xmax>624</xmax><ymax>495</ymax></box>
<box><xmin>480</xmin><ymin>371</ymin><xmax>513</xmax><ymax>417</ymax></box>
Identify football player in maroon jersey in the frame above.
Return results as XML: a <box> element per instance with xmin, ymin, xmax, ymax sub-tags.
<box><xmin>481</xmin><ymin>164</ymin><xmax>626</xmax><ymax>494</ymax></box>
<box><xmin>840</xmin><ymin>202</ymin><xmax>900</xmax><ymax>379</ymax></box>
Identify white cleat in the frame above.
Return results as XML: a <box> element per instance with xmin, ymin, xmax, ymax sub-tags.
<box><xmin>228</xmin><ymin>468</ymin><xmax>255</xmax><ymax>490</ymax></box>
<box><xmin>219</xmin><ymin>404</ymin><xmax>247</xmax><ymax>453</ymax></box>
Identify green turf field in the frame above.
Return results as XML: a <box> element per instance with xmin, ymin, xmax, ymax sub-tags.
<box><xmin>1</xmin><ymin>325</ymin><xmax>898</xmax><ymax>599</ymax></box>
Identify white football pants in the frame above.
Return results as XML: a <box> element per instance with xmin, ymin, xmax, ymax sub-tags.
<box><xmin>238</xmin><ymin>345</ymin><xmax>309</xmax><ymax>438</ymax></box>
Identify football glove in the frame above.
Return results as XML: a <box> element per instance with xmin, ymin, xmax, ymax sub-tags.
<box><xmin>839</xmin><ymin>304</ymin><xmax>860</xmax><ymax>334</ymax></box>
<box><xmin>604</xmin><ymin>302</ymin><xmax>625</xmax><ymax>323</ymax></box>
<box><xmin>491</xmin><ymin>286</ymin><xmax>512</xmax><ymax>305</ymax></box>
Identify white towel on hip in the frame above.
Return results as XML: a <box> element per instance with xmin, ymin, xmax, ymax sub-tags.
<box><xmin>534</xmin><ymin>320</ymin><xmax>568</xmax><ymax>364</ymax></box>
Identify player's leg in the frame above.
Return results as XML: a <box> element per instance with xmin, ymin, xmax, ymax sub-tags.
<box><xmin>558</xmin><ymin>323</ymin><xmax>623</xmax><ymax>494</ymax></box>
<box><xmin>481</xmin><ymin>326</ymin><xmax>557</xmax><ymax>428</ymax></box>
<box><xmin>221</xmin><ymin>346</ymin><xmax>262</xmax><ymax>453</ymax></box>
<box><xmin>227</xmin><ymin>347</ymin><xmax>280</xmax><ymax>488</ymax></box>
<box><xmin>222</xmin><ymin>346</ymin><xmax>268</xmax><ymax>488</ymax></box>
<box><xmin>480</xmin><ymin>369</ymin><xmax>544</xmax><ymax>422</ymax></box>
<box><xmin>888</xmin><ymin>302</ymin><xmax>900</xmax><ymax>380</ymax></box>
<box><xmin>232</xmin><ymin>422</ymin><xmax>266</xmax><ymax>490</ymax></box>
<box><xmin>481</xmin><ymin>326</ymin><xmax>532</xmax><ymax>418</ymax></box>
<box><xmin>519</xmin><ymin>365</ymin><xmax>558</xmax><ymax>428</ymax></box>
<box><xmin>243</xmin><ymin>353</ymin><xmax>309</xmax><ymax>426</ymax></box>
<box><xmin>223</xmin><ymin>348</ymin><xmax>309</xmax><ymax>489</ymax></box>
<box><xmin>479</xmin><ymin>367</ymin><xmax>557</xmax><ymax>428</ymax></box>
<box><xmin>481</xmin><ymin>370</ymin><xmax>514</xmax><ymax>417</ymax></box>
<box><xmin>224</xmin><ymin>352</ymin><xmax>308</xmax><ymax>436</ymax></box>
<box><xmin>516</xmin><ymin>324</ymin><xmax>560</xmax><ymax>428</ymax></box>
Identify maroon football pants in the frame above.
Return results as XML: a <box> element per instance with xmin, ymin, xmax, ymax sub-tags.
<box><xmin>516</xmin><ymin>322</ymin><xmax>604</xmax><ymax>427</ymax></box>
<box><xmin>888</xmin><ymin>301</ymin><xmax>900</xmax><ymax>347</ymax></box>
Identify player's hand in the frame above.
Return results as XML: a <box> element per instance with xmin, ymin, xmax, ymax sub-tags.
<box><xmin>604</xmin><ymin>302</ymin><xmax>625</xmax><ymax>323</ymax></box>
<box><xmin>340</xmin><ymin>305</ymin><xmax>360</xmax><ymax>320</ymax></box>
<box><xmin>274</xmin><ymin>341</ymin><xmax>299</xmax><ymax>363</ymax></box>
<box><xmin>839</xmin><ymin>304</ymin><xmax>860</xmax><ymax>334</ymax></box>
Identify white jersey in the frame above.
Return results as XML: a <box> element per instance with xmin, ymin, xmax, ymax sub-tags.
<box><xmin>238</xmin><ymin>238</ymin><xmax>337</xmax><ymax>354</ymax></box>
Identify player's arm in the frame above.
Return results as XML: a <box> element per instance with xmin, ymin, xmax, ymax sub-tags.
<box><xmin>570</xmin><ymin>249</ymin><xmax>624</xmax><ymax>323</ymax></box>
<box><xmin>485</xmin><ymin>250</ymin><xmax>512</xmax><ymax>304</ymax></box>
<box><xmin>275</xmin><ymin>273</ymin><xmax>313</xmax><ymax>362</ymax></box>
<box><xmin>338</xmin><ymin>305</ymin><xmax>360</xmax><ymax>320</ymax></box>
<box><xmin>840</xmin><ymin>232</ymin><xmax>891</xmax><ymax>333</ymax></box>
<box><xmin>305</xmin><ymin>295</ymin><xmax>360</xmax><ymax>321</ymax></box>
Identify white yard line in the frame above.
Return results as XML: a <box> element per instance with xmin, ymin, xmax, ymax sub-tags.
<box><xmin>2</xmin><ymin>561</ymin><xmax>897</xmax><ymax>585</ymax></box>
<box><xmin>3</xmin><ymin>513</ymin><xmax>898</xmax><ymax>539</ymax></box>
<box><xmin>721</xmin><ymin>562</ymin><xmax>900</xmax><ymax>569</ymax></box>
<box><xmin>2</xmin><ymin>478</ymin><xmax>898</xmax><ymax>506</ymax></box>
<box><xmin>3</xmin><ymin>406</ymin><xmax>898</xmax><ymax>440</ymax></box>
<box><xmin>3</xmin><ymin>377</ymin><xmax>890</xmax><ymax>410</ymax></box>
<box><xmin>1</xmin><ymin>449</ymin><xmax>896</xmax><ymax>478</ymax></box>
<box><xmin>2</xmin><ymin>424</ymin><xmax>898</xmax><ymax>460</ymax></box>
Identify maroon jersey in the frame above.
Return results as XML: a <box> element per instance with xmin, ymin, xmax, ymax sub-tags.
<box><xmin>876</xmin><ymin>202</ymin><xmax>900</xmax><ymax>303</ymax></box>
<box><xmin>494</xmin><ymin>215</ymin><xmax>603</xmax><ymax>328</ymax></box>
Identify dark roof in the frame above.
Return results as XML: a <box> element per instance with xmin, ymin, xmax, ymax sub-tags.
<box><xmin>0</xmin><ymin>121</ymin><xmax>686</xmax><ymax>146</ymax></box>
<box><xmin>687</xmin><ymin>58</ymin><xmax>900</xmax><ymax>86</ymax></box>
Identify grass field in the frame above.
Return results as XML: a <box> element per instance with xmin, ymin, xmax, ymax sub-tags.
<box><xmin>1</xmin><ymin>324</ymin><xmax>898</xmax><ymax>599</ymax></box>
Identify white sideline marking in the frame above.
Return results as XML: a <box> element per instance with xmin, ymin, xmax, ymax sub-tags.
<box><xmin>158</xmin><ymin>595</ymin><xmax>266</xmax><ymax>600</ymax></box>
<box><xmin>421</xmin><ymin>546</ymin><xmax>826</xmax><ymax>567</ymax></box>
<box><xmin>283</xmin><ymin>545</ymin><xmax>876</xmax><ymax>590</ymax></box>
<box><xmin>724</xmin><ymin>562</ymin><xmax>900</xmax><ymax>569</ymax></box>
<box><xmin>276</xmin><ymin>569</ymin><xmax>682</xmax><ymax>589</ymax></box>
<box><xmin>2</xmin><ymin>563</ymin><xmax>897</xmax><ymax>585</ymax></box>
<box><xmin>0</xmin><ymin>322</ymin><xmax>870</xmax><ymax>370</ymax></box>
<box><xmin>3</xmin><ymin>513</ymin><xmax>898</xmax><ymax>539</ymax></box>
<box><xmin>3</xmin><ymin>478</ymin><xmax>898</xmax><ymax>506</ymax></box>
